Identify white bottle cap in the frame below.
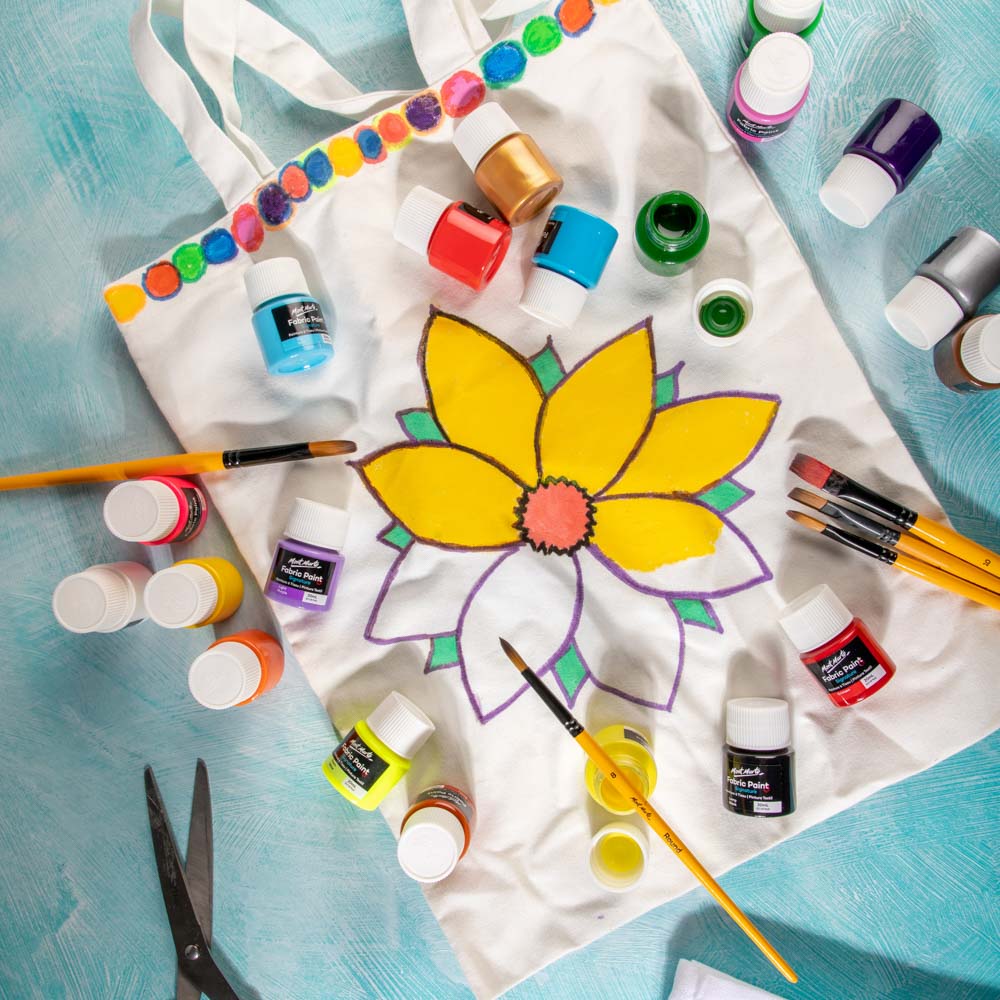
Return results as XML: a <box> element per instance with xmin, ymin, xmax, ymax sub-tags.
<box><xmin>739</xmin><ymin>32</ymin><xmax>813</xmax><ymax>116</ymax></box>
<box><xmin>453</xmin><ymin>102</ymin><xmax>520</xmax><ymax>172</ymax></box>
<box><xmin>726</xmin><ymin>697</ymin><xmax>791</xmax><ymax>751</ymax></box>
<box><xmin>366</xmin><ymin>691</ymin><xmax>435</xmax><ymax>760</ymax></box>
<box><xmin>819</xmin><ymin>153</ymin><xmax>899</xmax><ymax>229</ymax></box>
<box><xmin>754</xmin><ymin>0</ymin><xmax>822</xmax><ymax>33</ymax></box>
<box><xmin>588</xmin><ymin>822</ymin><xmax>648</xmax><ymax>893</ymax></box>
<box><xmin>243</xmin><ymin>257</ymin><xmax>309</xmax><ymax>311</ymax></box>
<box><xmin>285</xmin><ymin>497</ymin><xmax>349</xmax><ymax>551</ymax></box>
<box><xmin>103</xmin><ymin>479</ymin><xmax>180</xmax><ymax>543</ymax></box>
<box><xmin>394</xmin><ymin>185</ymin><xmax>453</xmax><ymax>257</ymax></box>
<box><xmin>885</xmin><ymin>275</ymin><xmax>965</xmax><ymax>350</ymax></box>
<box><xmin>145</xmin><ymin>563</ymin><xmax>218</xmax><ymax>629</ymax></box>
<box><xmin>188</xmin><ymin>640</ymin><xmax>263</xmax><ymax>710</ymax></box>
<box><xmin>52</xmin><ymin>561</ymin><xmax>151</xmax><ymax>633</ymax></box>
<box><xmin>778</xmin><ymin>583</ymin><xmax>853</xmax><ymax>652</ymax></box>
<box><xmin>397</xmin><ymin>805</ymin><xmax>465</xmax><ymax>883</ymax></box>
<box><xmin>519</xmin><ymin>267</ymin><xmax>589</xmax><ymax>328</ymax></box>
<box><xmin>960</xmin><ymin>314</ymin><xmax>1000</xmax><ymax>383</ymax></box>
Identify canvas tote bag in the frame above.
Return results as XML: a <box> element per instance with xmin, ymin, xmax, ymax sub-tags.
<box><xmin>105</xmin><ymin>1</ymin><xmax>999</xmax><ymax>996</ymax></box>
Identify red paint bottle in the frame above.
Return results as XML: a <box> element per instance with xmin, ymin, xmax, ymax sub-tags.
<box><xmin>778</xmin><ymin>584</ymin><xmax>896</xmax><ymax>707</ymax></box>
<box><xmin>394</xmin><ymin>185</ymin><xmax>511</xmax><ymax>290</ymax></box>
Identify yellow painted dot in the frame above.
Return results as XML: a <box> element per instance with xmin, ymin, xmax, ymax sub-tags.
<box><xmin>328</xmin><ymin>136</ymin><xmax>363</xmax><ymax>177</ymax></box>
<box><xmin>104</xmin><ymin>283</ymin><xmax>146</xmax><ymax>323</ymax></box>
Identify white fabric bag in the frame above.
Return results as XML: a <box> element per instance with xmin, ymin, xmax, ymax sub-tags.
<box><xmin>105</xmin><ymin>2</ymin><xmax>999</xmax><ymax>997</ymax></box>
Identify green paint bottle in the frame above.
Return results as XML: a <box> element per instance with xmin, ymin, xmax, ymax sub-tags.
<box><xmin>322</xmin><ymin>692</ymin><xmax>435</xmax><ymax>811</ymax></box>
<box><xmin>740</xmin><ymin>0</ymin><xmax>824</xmax><ymax>54</ymax></box>
<box><xmin>633</xmin><ymin>191</ymin><xmax>709</xmax><ymax>277</ymax></box>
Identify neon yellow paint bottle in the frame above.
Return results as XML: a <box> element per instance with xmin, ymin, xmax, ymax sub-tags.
<box><xmin>585</xmin><ymin>724</ymin><xmax>657</xmax><ymax>815</ymax></box>
<box><xmin>322</xmin><ymin>692</ymin><xmax>435</xmax><ymax>811</ymax></box>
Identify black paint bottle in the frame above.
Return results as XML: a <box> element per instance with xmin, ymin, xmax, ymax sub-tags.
<box><xmin>724</xmin><ymin>698</ymin><xmax>795</xmax><ymax>818</ymax></box>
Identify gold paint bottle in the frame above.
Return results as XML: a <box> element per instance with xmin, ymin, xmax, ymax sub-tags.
<box><xmin>453</xmin><ymin>103</ymin><xmax>563</xmax><ymax>226</ymax></box>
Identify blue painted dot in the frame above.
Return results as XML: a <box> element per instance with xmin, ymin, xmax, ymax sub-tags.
<box><xmin>355</xmin><ymin>127</ymin><xmax>384</xmax><ymax>163</ymax></box>
<box><xmin>480</xmin><ymin>41</ymin><xmax>528</xmax><ymax>89</ymax></box>
<box><xmin>201</xmin><ymin>228</ymin><xmax>238</xmax><ymax>264</ymax></box>
<box><xmin>303</xmin><ymin>149</ymin><xmax>333</xmax><ymax>187</ymax></box>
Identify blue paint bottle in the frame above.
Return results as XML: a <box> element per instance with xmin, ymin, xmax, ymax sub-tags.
<box><xmin>243</xmin><ymin>258</ymin><xmax>333</xmax><ymax>375</ymax></box>
<box><xmin>519</xmin><ymin>205</ymin><xmax>618</xmax><ymax>328</ymax></box>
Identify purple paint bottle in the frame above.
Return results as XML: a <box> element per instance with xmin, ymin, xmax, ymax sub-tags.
<box><xmin>265</xmin><ymin>498</ymin><xmax>348</xmax><ymax>612</ymax></box>
<box><xmin>820</xmin><ymin>98</ymin><xmax>942</xmax><ymax>228</ymax></box>
<box><xmin>727</xmin><ymin>32</ymin><xmax>813</xmax><ymax>143</ymax></box>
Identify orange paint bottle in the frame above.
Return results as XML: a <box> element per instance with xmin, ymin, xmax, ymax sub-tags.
<box><xmin>187</xmin><ymin>629</ymin><xmax>284</xmax><ymax>710</ymax></box>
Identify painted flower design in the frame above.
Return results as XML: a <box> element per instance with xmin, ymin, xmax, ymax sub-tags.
<box><xmin>355</xmin><ymin>311</ymin><xmax>780</xmax><ymax>722</ymax></box>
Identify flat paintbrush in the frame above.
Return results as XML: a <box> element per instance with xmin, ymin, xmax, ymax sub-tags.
<box><xmin>790</xmin><ymin>453</ymin><xmax>1000</xmax><ymax>581</ymax></box>
<box><xmin>499</xmin><ymin>638</ymin><xmax>799</xmax><ymax>985</ymax></box>
<box><xmin>787</xmin><ymin>511</ymin><xmax>1000</xmax><ymax>611</ymax></box>
<box><xmin>789</xmin><ymin>488</ymin><xmax>1000</xmax><ymax>595</ymax></box>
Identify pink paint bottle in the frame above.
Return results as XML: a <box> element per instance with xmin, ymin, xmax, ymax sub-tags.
<box><xmin>727</xmin><ymin>32</ymin><xmax>813</xmax><ymax>143</ymax></box>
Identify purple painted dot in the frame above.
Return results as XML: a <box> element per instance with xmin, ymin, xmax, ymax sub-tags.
<box><xmin>257</xmin><ymin>183</ymin><xmax>292</xmax><ymax>227</ymax></box>
<box><xmin>200</xmin><ymin>228</ymin><xmax>238</xmax><ymax>264</ymax></box>
<box><xmin>404</xmin><ymin>92</ymin><xmax>443</xmax><ymax>134</ymax></box>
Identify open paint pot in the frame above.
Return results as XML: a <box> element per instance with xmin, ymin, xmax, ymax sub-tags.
<box><xmin>588</xmin><ymin>821</ymin><xmax>648</xmax><ymax>892</ymax></box>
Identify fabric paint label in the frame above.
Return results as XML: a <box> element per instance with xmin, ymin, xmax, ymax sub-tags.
<box><xmin>330</xmin><ymin>728</ymin><xmax>389</xmax><ymax>798</ymax></box>
<box><xmin>808</xmin><ymin>636</ymin><xmax>886</xmax><ymax>695</ymax></box>
<box><xmin>459</xmin><ymin>202</ymin><xmax>497</xmax><ymax>226</ymax></box>
<box><xmin>725</xmin><ymin>753</ymin><xmax>793</xmax><ymax>817</ymax></box>
<box><xmin>270</xmin><ymin>300</ymin><xmax>331</xmax><ymax>343</ymax></box>
<box><xmin>270</xmin><ymin>546</ymin><xmax>335</xmax><ymax>599</ymax></box>
<box><xmin>174</xmin><ymin>485</ymin><xmax>205</xmax><ymax>543</ymax></box>
<box><xmin>727</xmin><ymin>103</ymin><xmax>791</xmax><ymax>141</ymax></box>
<box><xmin>535</xmin><ymin>218</ymin><xmax>562</xmax><ymax>256</ymax></box>
<box><xmin>622</xmin><ymin>728</ymin><xmax>651</xmax><ymax>751</ymax></box>
<box><xmin>414</xmin><ymin>784</ymin><xmax>475</xmax><ymax>825</ymax></box>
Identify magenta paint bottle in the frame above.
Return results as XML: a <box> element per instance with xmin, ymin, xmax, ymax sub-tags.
<box><xmin>728</xmin><ymin>32</ymin><xmax>813</xmax><ymax>143</ymax></box>
<box><xmin>265</xmin><ymin>498</ymin><xmax>348</xmax><ymax>612</ymax></box>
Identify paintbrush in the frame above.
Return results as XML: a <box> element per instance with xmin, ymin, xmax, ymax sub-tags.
<box><xmin>789</xmin><ymin>488</ymin><xmax>1000</xmax><ymax>595</ymax></box>
<box><xmin>0</xmin><ymin>440</ymin><xmax>356</xmax><ymax>491</ymax></box>
<box><xmin>790</xmin><ymin>454</ymin><xmax>1000</xmax><ymax>581</ymax></box>
<box><xmin>787</xmin><ymin>512</ymin><xmax>1000</xmax><ymax>611</ymax></box>
<box><xmin>499</xmin><ymin>637</ymin><xmax>799</xmax><ymax>985</ymax></box>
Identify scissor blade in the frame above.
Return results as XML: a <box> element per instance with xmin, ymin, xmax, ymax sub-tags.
<box><xmin>177</xmin><ymin>760</ymin><xmax>213</xmax><ymax>1000</ymax></box>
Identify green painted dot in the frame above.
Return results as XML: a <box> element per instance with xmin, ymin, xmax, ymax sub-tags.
<box><xmin>699</xmin><ymin>294</ymin><xmax>746</xmax><ymax>338</ymax></box>
<box><xmin>553</xmin><ymin>644</ymin><xmax>587</xmax><ymax>700</ymax></box>
<box><xmin>523</xmin><ymin>15</ymin><xmax>563</xmax><ymax>56</ymax></box>
<box><xmin>654</xmin><ymin>373</ymin><xmax>676</xmax><ymax>408</ymax></box>
<box><xmin>429</xmin><ymin>634</ymin><xmax>459</xmax><ymax>669</ymax></box>
<box><xmin>698</xmin><ymin>480</ymin><xmax>747</xmax><ymax>513</ymax></box>
<box><xmin>401</xmin><ymin>409</ymin><xmax>446</xmax><ymax>442</ymax></box>
<box><xmin>671</xmin><ymin>597</ymin><xmax>716</xmax><ymax>628</ymax></box>
<box><xmin>382</xmin><ymin>524</ymin><xmax>413</xmax><ymax>550</ymax></box>
<box><xmin>172</xmin><ymin>243</ymin><xmax>206</xmax><ymax>282</ymax></box>
<box><xmin>530</xmin><ymin>344</ymin><xmax>565</xmax><ymax>393</ymax></box>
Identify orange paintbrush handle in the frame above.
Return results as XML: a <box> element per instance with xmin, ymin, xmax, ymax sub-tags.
<box><xmin>895</xmin><ymin>552</ymin><xmax>1000</xmax><ymax>611</ymax></box>
<box><xmin>910</xmin><ymin>516</ymin><xmax>1000</xmax><ymax>581</ymax></box>
<box><xmin>576</xmin><ymin>730</ymin><xmax>799</xmax><ymax>985</ymax></box>
<box><xmin>895</xmin><ymin>534</ymin><xmax>1000</xmax><ymax>595</ymax></box>
<box><xmin>0</xmin><ymin>452</ymin><xmax>225</xmax><ymax>490</ymax></box>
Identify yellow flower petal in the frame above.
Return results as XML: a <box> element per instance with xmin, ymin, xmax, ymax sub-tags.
<box><xmin>358</xmin><ymin>444</ymin><xmax>521</xmax><ymax>548</ymax></box>
<box><xmin>606</xmin><ymin>395</ymin><xmax>778</xmax><ymax>496</ymax></box>
<box><xmin>424</xmin><ymin>312</ymin><xmax>544</xmax><ymax>484</ymax></box>
<box><xmin>591</xmin><ymin>497</ymin><xmax>723</xmax><ymax>572</ymax></box>
<box><xmin>538</xmin><ymin>323</ymin><xmax>654</xmax><ymax>494</ymax></box>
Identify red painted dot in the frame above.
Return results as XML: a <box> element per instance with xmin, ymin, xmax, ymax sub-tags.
<box><xmin>377</xmin><ymin>112</ymin><xmax>411</xmax><ymax>148</ymax></box>
<box><xmin>441</xmin><ymin>70</ymin><xmax>486</xmax><ymax>117</ymax></box>
<box><xmin>280</xmin><ymin>163</ymin><xmax>310</xmax><ymax>201</ymax></box>
<box><xmin>557</xmin><ymin>0</ymin><xmax>595</xmax><ymax>36</ymax></box>
<box><xmin>142</xmin><ymin>261</ymin><xmax>181</xmax><ymax>300</ymax></box>
<box><xmin>517</xmin><ymin>478</ymin><xmax>594</xmax><ymax>555</ymax></box>
<box><xmin>231</xmin><ymin>204</ymin><xmax>264</xmax><ymax>252</ymax></box>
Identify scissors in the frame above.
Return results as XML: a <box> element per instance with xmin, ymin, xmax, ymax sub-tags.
<box><xmin>144</xmin><ymin>760</ymin><xmax>244</xmax><ymax>1000</ymax></box>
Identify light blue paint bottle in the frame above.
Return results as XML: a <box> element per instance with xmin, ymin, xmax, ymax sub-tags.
<box><xmin>243</xmin><ymin>257</ymin><xmax>333</xmax><ymax>375</ymax></box>
<box><xmin>519</xmin><ymin>205</ymin><xmax>618</xmax><ymax>328</ymax></box>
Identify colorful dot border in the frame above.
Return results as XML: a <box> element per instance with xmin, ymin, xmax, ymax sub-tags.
<box><xmin>105</xmin><ymin>2</ymin><xmax>614</xmax><ymax>324</ymax></box>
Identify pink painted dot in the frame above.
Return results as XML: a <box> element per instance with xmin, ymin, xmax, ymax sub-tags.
<box><xmin>441</xmin><ymin>70</ymin><xmax>486</xmax><ymax>118</ymax></box>
<box><xmin>231</xmin><ymin>204</ymin><xmax>264</xmax><ymax>252</ymax></box>
<box><xmin>516</xmin><ymin>478</ymin><xmax>595</xmax><ymax>555</ymax></box>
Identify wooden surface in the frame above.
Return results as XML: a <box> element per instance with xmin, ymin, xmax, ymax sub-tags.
<box><xmin>0</xmin><ymin>1</ymin><xmax>997</xmax><ymax>997</ymax></box>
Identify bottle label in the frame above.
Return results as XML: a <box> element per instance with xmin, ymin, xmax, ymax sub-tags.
<box><xmin>622</xmin><ymin>728</ymin><xmax>651</xmax><ymax>751</ymax></box>
<box><xmin>269</xmin><ymin>546</ymin><xmax>337</xmax><ymax>605</ymax></box>
<box><xmin>807</xmin><ymin>636</ymin><xmax>887</xmax><ymax>695</ymax></box>
<box><xmin>175</xmin><ymin>485</ymin><xmax>205</xmax><ymax>542</ymax></box>
<box><xmin>728</xmin><ymin>102</ymin><xmax>792</xmax><ymax>140</ymax></box>
<box><xmin>725</xmin><ymin>752</ymin><xmax>794</xmax><ymax>816</ymax></box>
<box><xmin>270</xmin><ymin>300</ymin><xmax>331</xmax><ymax>344</ymax></box>
<box><xmin>535</xmin><ymin>218</ymin><xmax>562</xmax><ymax>255</ymax></box>
<box><xmin>459</xmin><ymin>202</ymin><xmax>496</xmax><ymax>226</ymax></box>
<box><xmin>330</xmin><ymin>728</ymin><xmax>390</xmax><ymax>799</ymax></box>
<box><xmin>414</xmin><ymin>784</ymin><xmax>475</xmax><ymax>825</ymax></box>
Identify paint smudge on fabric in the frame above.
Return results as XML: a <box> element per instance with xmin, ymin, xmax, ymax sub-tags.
<box><xmin>405</xmin><ymin>92</ymin><xmax>444</xmax><ymax>133</ymax></box>
<box><xmin>522</xmin><ymin>15</ymin><xmax>563</xmax><ymax>55</ymax></box>
<box><xmin>328</xmin><ymin>136</ymin><xmax>363</xmax><ymax>177</ymax></box>
<box><xmin>441</xmin><ymin>70</ymin><xmax>486</xmax><ymax>117</ymax></box>
<box><xmin>481</xmin><ymin>41</ymin><xmax>528</xmax><ymax>88</ymax></box>
<box><xmin>354</xmin><ymin>126</ymin><xmax>386</xmax><ymax>163</ymax></box>
<box><xmin>257</xmin><ymin>183</ymin><xmax>293</xmax><ymax>228</ymax></box>
<box><xmin>302</xmin><ymin>148</ymin><xmax>334</xmax><ymax>189</ymax></box>
<box><xmin>557</xmin><ymin>0</ymin><xmax>596</xmax><ymax>36</ymax></box>
<box><xmin>104</xmin><ymin>283</ymin><xmax>146</xmax><ymax>322</ymax></box>
<box><xmin>279</xmin><ymin>162</ymin><xmax>311</xmax><ymax>201</ymax></box>
<box><xmin>201</xmin><ymin>228</ymin><xmax>237</xmax><ymax>265</ymax></box>
<box><xmin>142</xmin><ymin>261</ymin><xmax>182</xmax><ymax>300</ymax></box>
<box><xmin>231</xmin><ymin>204</ymin><xmax>264</xmax><ymax>252</ymax></box>
<box><xmin>172</xmin><ymin>243</ymin><xmax>206</xmax><ymax>282</ymax></box>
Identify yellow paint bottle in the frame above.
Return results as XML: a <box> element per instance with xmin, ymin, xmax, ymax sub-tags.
<box><xmin>144</xmin><ymin>556</ymin><xmax>244</xmax><ymax>629</ymax></box>
<box><xmin>585</xmin><ymin>724</ymin><xmax>657</xmax><ymax>815</ymax></box>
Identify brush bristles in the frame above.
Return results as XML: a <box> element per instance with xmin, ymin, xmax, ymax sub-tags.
<box><xmin>788</xmin><ymin>487</ymin><xmax>827</xmax><ymax>511</ymax></box>
<box><xmin>499</xmin><ymin>637</ymin><xmax>528</xmax><ymax>672</ymax></box>
<box><xmin>790</xmin><ymin>453</ymin><xmax>832</xmax><ymax>489</ymax></box>
<box><xmin>309</xmin><ymin>440</ymin><xmax>357</xmax><ymax>457</ymax></box>
<box><xmin>786</xmin><ymin>510</ymin><xmax>826</xmax><ymax>532</ymax></box>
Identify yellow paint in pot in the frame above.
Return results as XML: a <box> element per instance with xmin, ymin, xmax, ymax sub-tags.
<box><xmin>589</xmin><ymin>821</ymin><xmax>647</xmax><ymax>892</ymax></box>
<box><xmin>585</xmin><ymin>724</ymin><xmax>657</xmax><ymax>815</ymax></box>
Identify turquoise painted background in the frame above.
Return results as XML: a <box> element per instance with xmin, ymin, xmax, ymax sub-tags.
<box><xmin>0</xmin><ymin>1</ymin><xmax>997</xmax><ymax>998</ymax></box>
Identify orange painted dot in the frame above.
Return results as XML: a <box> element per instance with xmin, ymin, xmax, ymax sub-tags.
<box><xmin>375</xmin><ymin>112</ymin><xmax>411</xmax><ymax>150</ymax></box>
<box><xmin>557</xmin><ymin>0</ymin><xmax>595</xmax><ymax>35</ymax></box>
<box><xmin>328</xmin><ymin>136</ymin><xmax>363</xmax><ymax>177</ymax></box>
<box><xmin>142</xmin><ymin>261</ymin><xmax>182</xmax><ymax>300</ymax></box>
<box><xmin>280</xmin><ymin>162</ymin><xmax>310</xmax><ymax>200</ymax></box>
<box><xmin>104</xmin><ymin>283</ymin><xmax>146</xmax><ymax>323</ymax></box>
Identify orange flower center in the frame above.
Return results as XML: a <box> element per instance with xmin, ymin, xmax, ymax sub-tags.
<box><xmin>515</xmin><ymin>477</ymin><xmax>595</xmax><ymax>555</ymax></box>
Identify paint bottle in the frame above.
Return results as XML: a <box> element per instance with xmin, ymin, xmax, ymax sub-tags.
<box><xmin>884</xmin><ymin>227</ymin><xmax>1000</xmax><ymax>350</ymax></box>
<box><xmin>52</xmin><ymin>561</ymin><xmax>151</xmax><ymax>634</ymax></box>
<box><xmin>820</xmin><ymin>98</ymin><xmax>942</xmax><ymax>228</ymax></box>
<box><xmin>243</xmin><ymin>257</ymin><xmax>333</xmax><ymax>375</ymax></box>
<box><xmin>633</xmin><ymin>191</ymin><xmax>709</xmax><ymax>277</ymax></box>
<box><xmin>397</xmin><ymin>785</ymin><xmax>476</xmax><ymax>883</ymax></box>
<box><xmin>265</xmin><ymin>498</ymin><xmax>348</xmax><ymax>613</ymax></box>
<box><xmin>933</xmin><ymin>314</ymin><xmax>1000</xmax><ymax>393</ymax></box>
<box><xmin>778</xmin><ymin>584</ymin><xmax>896</xmax><ymax>706</ymax></box>
<box><xmin>740</xmin><ymin>0</ymin><xmax>823</xmax><ymax>53</ymax></box>
<box><xmin>144</xmin><ymin>556</ymin><xmax>244</xmax><ymax>629</ymax></box>
<box><xmin>693</xmin><ymin>279</ymin><xmax>755</xmax><ymax>346</ymax></box>
<box><xmin>727</xmin><ymin>32</ymin><xmax>813</xmax><ymax>143</ymax></box>
<box><xmin>103</xmin><ymin>476</ymin><xmax>207</xmax><ymax>546</ymax></box>
<box><xmin>188</xmin><ymin>629</ymin><xmax>284</xmax><ymax>710</ymax></box>
<box><xmin>584</xmin><ymin>725</ymin><xmax>657</xmax><ymax>816</ymax></box>
<box><xmin>322</xmin><ymin>691</ymin><xmax>436</xmax><ymax>811</ymax></box>
<box><xmin>588</xmin><ymin>821</ymin><xmax>647</xmax><ymax>892</ymax></box>
<box><xmin>394</xmin><ymin>186</ymin><xmax>512</xmax><ymax>291</ymax></box>
<box><xmin>452</xmin><ymin>103</ymin><xmax>563</xmax><ymax>226</ymax></box>
<box><xmin>519</xmin><ymin>205</ymin><xmax>618</xmax><ymax>328</ymax></box>
<box><xmin>724</xmin><ymin>698</ymin><xmax>795</xmax><ymax>817</ymax></box>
